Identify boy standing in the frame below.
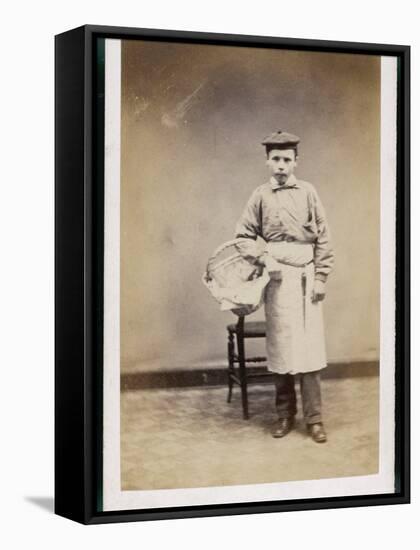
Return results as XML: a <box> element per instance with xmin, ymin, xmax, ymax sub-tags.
<box><xmin>235</xmin><ymin>130</ymin><xmax>334</xmax><ymax>443</ymax></box>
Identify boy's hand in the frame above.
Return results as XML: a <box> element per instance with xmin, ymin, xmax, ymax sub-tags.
<box><xmin>312</xmin><ymin>280</ymin><xmax>326</xmax><ymax>302</ymax></box>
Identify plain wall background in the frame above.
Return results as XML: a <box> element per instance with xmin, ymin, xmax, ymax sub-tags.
<box><xmin>121</xmin><ymin>42</ymin><xmax>380</xmax><ymax>371</ymax></box>
<box><xmin>1</xmin><ymin>1</ymin><xmax>418</xmax><ymax>549</ymax></box>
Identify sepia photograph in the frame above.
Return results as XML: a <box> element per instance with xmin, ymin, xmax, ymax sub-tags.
<box><xmin>99</xmin><ymin>34</ymin><xmax>400</xmax><ymax>512</ymax></box>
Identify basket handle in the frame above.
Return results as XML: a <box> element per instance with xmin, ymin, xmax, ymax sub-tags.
<box><xmin>206</xmin><ymin>238</ymin><xmax>252</xmax><ymax>276</ymax></box>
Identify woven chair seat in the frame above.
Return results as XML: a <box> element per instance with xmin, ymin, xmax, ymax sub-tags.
<box><xmin>227</xmin><ymin>321</ymin><xmax>266</xmax><ymax>337</ymax></box>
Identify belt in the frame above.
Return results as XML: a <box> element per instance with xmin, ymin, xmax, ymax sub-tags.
<box><xmin>273</xmin><ymin>258</ymin><xmax>314</xmax><ymax>268</ymax></box>
<box><xmin>266</xmin><ymin>241</ymin><xmax>314</xmax><ymax>268</ymax></box>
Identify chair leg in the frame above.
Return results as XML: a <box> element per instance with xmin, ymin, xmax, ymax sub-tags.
<box><xmin>237</xmin><ymin>328</ymin><xmax>249</xmax><ymax>420</ymax></box>
<box><xmin>227</xmin><ymin>331</ymin><xmax>234</xmax><ymax>403</ymax></box>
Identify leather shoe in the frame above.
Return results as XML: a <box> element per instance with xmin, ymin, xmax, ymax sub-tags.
<box><xmin>307</xmin><ymin>422</ymin><xmax>327</xmax><ymax>443</ymax></box>
<box><xmin>272</xmin><ymin>418</ymin><xmax>295</xmax><ymax>438</ymax></box>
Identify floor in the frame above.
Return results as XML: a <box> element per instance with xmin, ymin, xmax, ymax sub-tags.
<box><xmin>121</xmin><ymin>376</ymin><xmax>379</xmax><ymax>491</ymax></box>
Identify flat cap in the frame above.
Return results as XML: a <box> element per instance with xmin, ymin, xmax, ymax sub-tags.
<box><xmin>261</xmin><ymin>130</ymin><xmax>300</xmax><ymax>149</ymax></box>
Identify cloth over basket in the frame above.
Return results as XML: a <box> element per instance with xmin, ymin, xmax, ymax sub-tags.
<box><xmin>202</xmin><ymin>238</ymin><xmax>270</xmax><ymax>316</ymax></box>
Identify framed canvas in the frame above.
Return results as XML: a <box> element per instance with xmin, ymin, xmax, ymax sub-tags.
<box><xmin>55</xmin><ymin>25</ymin><xmax>410</xmax><ymax>524</ymax></box>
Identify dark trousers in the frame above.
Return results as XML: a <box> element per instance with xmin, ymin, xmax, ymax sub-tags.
<box><xmin>274</xmin><ymin>371</ymin><xmax>322</xmax><ymax>425</ymax></box>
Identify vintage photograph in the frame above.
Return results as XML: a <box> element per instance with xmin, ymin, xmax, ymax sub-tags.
<box><xmin>101</xmin><ymin>37</ymin><xmax>396</xmax><ymax>510</ymax></box>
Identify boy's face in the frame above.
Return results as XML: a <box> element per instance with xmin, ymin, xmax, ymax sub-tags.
<box><xmin>266</xmin><ymin>148</ymin><xmax>298</xmax><ymax>184</ymax></box>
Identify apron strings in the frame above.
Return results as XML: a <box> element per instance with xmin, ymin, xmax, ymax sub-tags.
<box><xmin>301</xmin><ymin>271</ymin><xmax>307</xmax><ymax>330</ymax></box>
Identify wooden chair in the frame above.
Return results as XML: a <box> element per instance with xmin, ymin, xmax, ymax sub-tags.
<box><xmin>227</xmin><ymin>316</ymin><xmax>272</xmax><ymax>419</ymax></box>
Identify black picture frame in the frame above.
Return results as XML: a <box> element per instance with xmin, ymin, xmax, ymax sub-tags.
<box><xmin>55</xmin><ymin>24</ymin><xmax>410</xmax><ymax>524</ymax></box>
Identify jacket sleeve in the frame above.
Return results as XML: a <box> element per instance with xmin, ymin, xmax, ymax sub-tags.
<box><xmin>234</xmin><ymin>189</ymin><xmax>265</xmax><ymax>263</ymax></box>
<box><xmin>312</xmin><ymin>188</ymin><xmax>334</xmax><ymax>282</ymax></box>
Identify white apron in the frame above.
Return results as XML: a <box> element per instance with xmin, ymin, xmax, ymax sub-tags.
<box><xmin>264</xmin><ymin>242</ymin><xmax>327</xmax><ymax>375</ymax></box>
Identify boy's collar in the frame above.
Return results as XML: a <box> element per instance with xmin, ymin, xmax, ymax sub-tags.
<box><xmin>270</xmin><ymin>174</ymin><xmax>300</xmax><ymax>190</ymax></box>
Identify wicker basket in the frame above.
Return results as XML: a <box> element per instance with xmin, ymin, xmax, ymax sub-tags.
<box><xmin>203</xmin><ymin>239</ymin><xmax>269</xmax><ymax>316</ymax></box>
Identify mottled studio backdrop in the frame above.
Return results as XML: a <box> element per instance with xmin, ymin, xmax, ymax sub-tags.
<box><xmin>120</xmin><ymin>40</ymin><xmax>380</xmax><ymax>373</ymax></box>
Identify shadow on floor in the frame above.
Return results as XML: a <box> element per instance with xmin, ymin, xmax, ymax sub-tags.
<box><xmin>25</xmin><ymin>496</ymin><xmax>54</xmax><ymax>514</ymax></box>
